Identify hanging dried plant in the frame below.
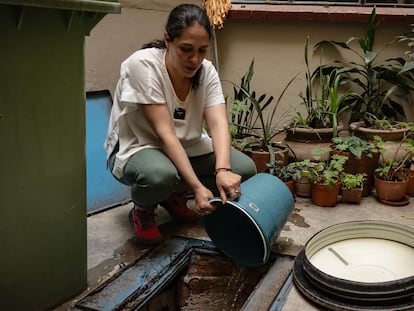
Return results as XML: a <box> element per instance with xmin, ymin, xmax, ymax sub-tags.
<box><xmin>204</xmin><ymin>0</ymin><xmax>232</xmax><ymax>29</ymax></box>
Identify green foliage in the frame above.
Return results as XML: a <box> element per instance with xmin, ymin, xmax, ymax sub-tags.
<box><xmin>289</xmin><ymin>159</ymin><xmax>316</xmax><ymax>177</ymax></box>
<box><xmin>341</xmin><ymin>173</ymin><xmax>366</xmax><ymax>190</ymax></box>
<box><xmin>290</xmin><ymin>36</ymin><xmax>352</xmax><ymax>137</ymax></box>
<box><xmin>374</xmin><ymin>131</ymin><xmax>414</xmax><ymax>181</ymax></box>
<box><xmin>367</xmin><ymin>117</ymin><xmax>411</xmax><ymax>130</ymax></box>
<box><xmin>228</xmin><ymin>59</ymin><xmax>273</xmax><ymax>138</ymax></box>
<box><xmin>332</xmin><ymin>136</ymin><xmax>379</xmax><ymax>159</ymax></box>
<box><xmin>226</xmin><ymin>59</ymin><xmax>298</xmax><ymax>152</ymax></box>
<box><xmin>230</xmin><ymin>135</ymin><xmax>255</xmax><ymax>153</ymax></box>
<box><xmin>292</xmin><ymin>159</ymin><xmax>313</xmax><ymax>171</ymax></box>
<box><xmin>324</xmin><ymin>69</ymin><xmax>352</xmax><ymax>137</ymax></box>
<box><xmin>314</xmin><ymin>8</ymin><xmax>414</xmax><ymax>126</ymax></box>
<box><xmin>229</xmin><ymin>98</ymin><xmax>252</xmax><ymax>138</ymax></box>
<box><xmin>309</xmin><ymin>147</ymin><xmax>348</xmax><ymax>188</ymax></box>
<box><xmin>397</xmin><ymin>23</ymin><xmax>414</xmax><ymax>60</ymax></box>
<box><xmin>267</xmin><ymin>162</ymin><xmax>303</xmax><ymax>182</ymax></box>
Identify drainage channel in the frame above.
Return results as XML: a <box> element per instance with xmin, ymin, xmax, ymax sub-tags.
<box><xmin>73</xmin><ymin>237</ymin><xmax>294</xmax><ymax>311</ymax></box>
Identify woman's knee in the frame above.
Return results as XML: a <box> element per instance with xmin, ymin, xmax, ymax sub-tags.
<box><xmin>128</xmin><ymin>164</ymin><xmax>179</xmax><ymax>207</ymax></box>
<box><xmin>144</xmin><ymin>166</ymin><xmax>179</xmax><ymax>189</ymax></box>
<box><xmin>121</xmin><ymin>149</ymin><xmax>178</xmax><ymax>189</ymax></box>
<box><xmin>125</xmin><ymin>161</ymin><xmax>178</xmax><ymax>188</ymax></box>
<box><xmin>231</xmin><ymin>149</ymin><xmax>257</xmax><ymax>180</ymax></box>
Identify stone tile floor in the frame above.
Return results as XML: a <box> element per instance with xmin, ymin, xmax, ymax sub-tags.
<box><xmin>55</xmin><ymin>194</ymin><xmax>414</xmax><ymax>310</ymax></box>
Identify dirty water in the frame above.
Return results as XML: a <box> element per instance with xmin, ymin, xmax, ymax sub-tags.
<box><xmin>87</xmin><ymin>238</ymin><xmax>149</xmax><ymax>287</ymax></box>
<box><xmin>287</xmin><ymin>208</ymin><xmax>310</xmax><ymax>228</ymax></box>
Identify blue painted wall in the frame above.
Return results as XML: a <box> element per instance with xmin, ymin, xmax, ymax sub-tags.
<box><xmin>86</xmin><ymin>90</ymin><xmax>130</xmax><ymax>214</ymax></box>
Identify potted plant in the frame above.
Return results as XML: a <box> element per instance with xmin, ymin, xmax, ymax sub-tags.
<box><xmin>267</xmin><ymin>160</ymin><xmax>303</xmax><ymax>197</ymax></box>
<box><xmin>331</xmin><ymin>135</ymin><xmax>380</xmax><ymax>196</ymax></box>
<box><xmin>226</xmin><ymin>59</ymin><xmax>298</xmax><ymax>172</ymax></box>
<box><xmin>349</xmin><ymin>119</ymin><xmax>413</xmax><ymax>142</ymax></box>
<box><xmin>228</xmin><ymin>59</ymin><xmax>263</xmax><ymax>142</ymax></box>
<box><xmin>315</xmin><ymin>8</ymin><xmax>414</xmax><ymax>138</ymax></box>
<box><xmin>373</xmin><ymin>133</ymin><xmax>414</xmax><ymax>204</ymax></box>
<box><xmin>289</xmin><ymin>159</ymin><xmax>316</xmax><ymax>198</ymax></box>
<box><xmin>341</xmin><ymin>173</ymin><xmax>366</xmax><ymax>204</ymax></box>
<box><xmin>309</xmin><ymin>147</ymin><xmax>348</xmax><ymax>207</ymax></box>
<box><xmin>402</xmin><ymin>162</ymin><xmax>414</xmax><ymax>197</ymax></box>
<box><xmin>286</xmin><ymin>36</ymin><xmax>351</xmax><ymax>143</ymax></box>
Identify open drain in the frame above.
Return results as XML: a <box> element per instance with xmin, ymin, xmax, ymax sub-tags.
<box><xmin>74</xmin><ymin>237</ymin><xmax>294</xmax><ymax>310</ymax></box>
<box><xmin>293</xmin><ymin>220</ymin><xmax>414</xmax><ymax>311</ymax></box>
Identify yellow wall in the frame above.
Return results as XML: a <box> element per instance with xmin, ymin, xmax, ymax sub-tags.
<box><xmin>85</xmin><ymin>3</ymin><xmax>411</xmax><ymax>121</ymax></box>
<box><xmin>216</xmin><ymin>18</ymin><xmax>409</xmax><ymax>121</ymax></box>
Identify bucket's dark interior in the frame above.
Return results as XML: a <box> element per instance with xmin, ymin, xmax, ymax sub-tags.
<box><xmin>203</xmin><ymin>202</ymin><xmax>266</xmax><ymax>267</ymax></box>
<box><xmin>74</xmin><ymin>237</ymin><xmax>290</xmax><ymax>311</ymax></box>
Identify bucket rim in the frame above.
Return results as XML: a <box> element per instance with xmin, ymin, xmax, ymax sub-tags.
<box><xmin>209</xmin><ymin>197</ymin><xmax>268</xmax><ymax>265</ymax></box>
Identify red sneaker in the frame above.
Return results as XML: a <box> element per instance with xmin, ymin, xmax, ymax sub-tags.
<box><xmin>128</xmin><ymin>207</ymin><xmax>163</xmax><ymax>245</ymax></box>
<box><xmin>160</xmin><ymin>193</ymin><xmax>200</xmax><ymax>222</ymax></box>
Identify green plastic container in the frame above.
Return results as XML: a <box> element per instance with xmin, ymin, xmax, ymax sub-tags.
<box><xmin>0</xmin><ymin>1</ymin><xmax>120</xmax><ymax>310</ymax></box>
<box><xmin>204</xmin><ymin>173</ymin><xmax>295</xmax><ymax>267</ymax></box>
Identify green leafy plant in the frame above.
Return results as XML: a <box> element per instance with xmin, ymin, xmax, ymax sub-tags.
<box><xmin>315</xmin><ymin>8</ymin><xmax>414</xmax><ymax>126</ymax></box>
<box><xmin>341</xmin><ymin>173</ymin><xmax>366</xmax><ymax>190</ymax></box>
<box><xmin>289</xmin><ymin>159</ymin><xmax>316</xmax><ymax>178</ymax></box>
<box><xmin>226</xmin><ymin>59</ymin><xmax>298</xmax><ymax>154</ymax></box>
<box><xmin>364</xmin><ymin>115</ymin><xmax>412</xmax><ymax>130</ymax></box>
<box><xmin>230</xmin><ymin>134</ymin><xmax>256</xmax><ymax>153</ymax></box>
<box><xmin>290</xmin><ymin>36</ymin><xmax>351</xmax><ymax>137</ymax></box>
<box><xmin>309</xmin><ymin>147</ymin><xmax>348</xmax><ymax>188</ymax></box>
<box><xmin>397</xmin><ymin>23</ymin><xmax>414</xmax><ymax>60</ymax></box>
<box><xmin>267</xmin><ymin>160</ymin><xmax>303</xmax><ymax>182</ymax></box>
<box><xmin>228</xmin><ymin>59</ymin><xmax>273</xmax><ymax>139</ymax></box>
<box><xmin>291</xmin><ymin>36</ymin><xmax>319</xmax><ymax>128</ymax></box>
<box><xmin>374</xmin><ymin>131</ymin><xmax>414</xmax><ymax>181</ymax></box>
<box><xmin>292</xmin><ymin>159</ymin><xmax>313</xmax><ymax>172</ymax></box>
<box><xmin>229</xmin><ymin>97</ymin><xmax>253</xmax><ymax>138</ymax></box>
<box><xmin>331</xmin><ymin>136</ymin><xmax>379</xmax><ymax>159</ymax></box>
<box><xmin>323</xmin><ymin>69</ymin><xmax>353</xmax><ymax>137</ymax></box>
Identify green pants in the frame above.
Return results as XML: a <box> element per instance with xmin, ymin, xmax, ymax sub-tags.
<box><xmin>109</xmin><ymin>148</ymin><xmax>256</xmax><ymax>209</ymax></box>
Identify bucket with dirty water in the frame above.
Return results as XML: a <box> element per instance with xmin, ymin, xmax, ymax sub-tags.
<box><xmin>203</xmin><ymin>173</ymin><xmax>295</xmax><ymax>267</ymax></box>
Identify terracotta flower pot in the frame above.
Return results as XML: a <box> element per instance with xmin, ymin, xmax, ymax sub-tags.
<box><xmin>286</xmin><ymin>125</ymin><xmax>344</xmax><ymax>143</ymax></box>
<box><xmin>330</xmin><ymin>150</ymin><xmax>379</xmax><ymax>197</ymax></box>
<box><xmin>402</xmin><ymin>168</ymin><xmax>414</xmax><ymax>197</ymax></box>
<box><xmin>284</xmin><ymin>179</ymin><xmax>296</xmax><ymax>198</ymax></box>
<box><xmin>250</xmin><ymin>145</ymin><xmax>289</xmax><ymax>173</ymax></box>
<box><xmin>374</xmin><ymin>173</ymin><xmax>409</xmax><ymax>203</ymax></box>
<box><xmin>341</xmin><ymin>187</ymin><xmax>363</xmax><ymax>204</ymax></box>
<box><xmin>295</xmin><ymin>175</ymin><xmax>312</xmax><ymax>198</ymax></box>
<box><xmin>311</xmin><ymin>181</ymin><xmax>341</xmax><ymax>207</ymax></box>
<box><xmin>350</xmin><ymin>121</ymin><xmax>412</xmax><ymax>142</ymax></box>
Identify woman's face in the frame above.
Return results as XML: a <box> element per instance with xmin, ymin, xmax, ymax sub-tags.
<box><xmin>165</xmin><ymin>22</ymin><xmax>210</xmax><ymax>79</ymax></box>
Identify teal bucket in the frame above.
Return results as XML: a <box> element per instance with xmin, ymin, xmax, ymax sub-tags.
<box><xmin>203</xmin><ymin>173</ymin><xmax>295</xmax><ymax>267</ymax></box>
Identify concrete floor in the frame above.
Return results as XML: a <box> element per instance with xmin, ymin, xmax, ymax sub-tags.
<box><xmin>56</xmin><ymin>193</ymin><xmax>414</xmax><ymax>311</ymax></box>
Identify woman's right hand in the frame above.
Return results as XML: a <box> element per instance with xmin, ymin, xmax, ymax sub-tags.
<box><xmin>215</xmin><ymin>170</ymin><xmax>242</xmax><ymax>203</ymax></box>
<box><xmin>193</xmin><ymin>186</ymin><xmax>216</xmax><ymax>215</ymax></box>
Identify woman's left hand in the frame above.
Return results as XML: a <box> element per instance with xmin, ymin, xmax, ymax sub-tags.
<box><xmin>216</xmin><ymin>170</ymin><xmax>242</xmax><ymax>203</ymax></box>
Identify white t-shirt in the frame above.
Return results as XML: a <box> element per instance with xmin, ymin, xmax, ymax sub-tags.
<box><xmin>104</xmin><ymin>48</ymin><xmax>225</xmax><ymax>178</ymax></box>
